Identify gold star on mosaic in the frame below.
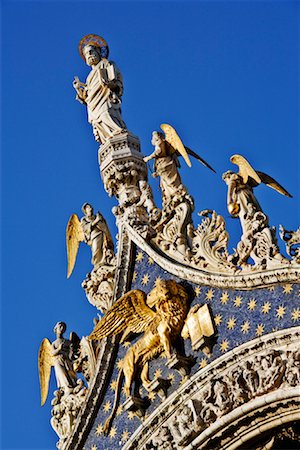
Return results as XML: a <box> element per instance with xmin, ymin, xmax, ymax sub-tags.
<box><xmin>206</xmin><ymin>288</ymin><xmax>214</xmax><ymax>301</ymax></box>
<box><xmin>268</xmin><ymin>286</ymin><xmax>275</xmax><ymax>292</ymax></box>
<box><xmin>292</xmin><ymin>308</ymin><xmax>300</xmax><ymax>322</ymax></box>
<box><xmin>91</xmin><ymin>446</ymin><xmax>98</xmax><ymax>450</ymax></box>
<box><xmin>136</xmin><ymin>251</ymin><xmax>144</xmax><ymax>262</ymax></box>
<box><xmin>154</xmin><ymin>368</ymin><xmax>162</xmax><ymax>378</ymax></box>
<box><xmin>220</xmin><ymin>340</ymin><xmax>229</xmax><ymax>352</ymax></box>
<box><xmin>241</xmin><ymin>321</ymin><xmax>250</xmax><ymax>334</ymax></box>
<box><xmin>154</xmin><ymin>276</ymin><xmax>162</xmax><ymax>287</ymax></box>
<box><xmin>276</xmin><ymin>305</ymin><xmax>286</xmax><ymax>319</ymax></box>
<box><xmin>148</xmin><ymin>257</ymin><xmax>154</xmax><ymax>265</ymax></box>
<box><xmin>132</xmin><ymin>271</ymin><xmax>137</xmax><ymax>282</ymax></box>
<box><xmin>261</xmin><ymin>302</ymin><xmax>271</xmax><ymax>314</ymax></box>
<box><xmin>283</xmin><ymin>284</ymin><xmax>293</xmax><ymax>294</ymax></box>
<box><xmin>121</xmin><ymin>430</ymin><xmax>130</xmax><ymax>443</ymax></box>
<box><xmin>128</xmin><ymin>411</ymin><xmax>135</xmax><ymax>420</ymax></box>
<box><xmin>256</xmin><ymin>324</ymin><xmax>264</xmax><ymax>336</ymax></box>
<box><xmin>116</xmin><ymin>405</ymin><xmax>123</xmax><ymax>416</ymax></box>
<box><xmin>141</xmin><ymin>273</ymin><xmax>150</xmax><ymax>285</ymax></box>
<box><xmin>103</xmin><ymin>400</ymin><xmax>111</xmax><ymax>413</ymax></box>
<box><xmin>220</xmin><ymin>291</ymin><xmax>229</xmax><ymax>304</ymax></box>
<box><xmin>227</xmin><ymin>316</ymin><xmax>236</xmax><ymax>330</ymax></box>
<box><xmin>167</xmin><ymin>373</ymin><xmax>175</xmax><ymax>384</ymax></box>
<box><xmin>247</xmin><ymin>298</ymin><xmax>256</xmax><ymax>311</ymax></box>
<box><xmin>234</xmin><ymin>296</ymin><xmax>242</xmax><ymax>307</ymax></box>
<box><xmin>117</xmin><ymin>359</ymin><xmax>123</xmax><ymax>370</ymax></box>
<box><xmin>109</xmin><ymin>426</ymin><xmax>117</xmax><ymax>439</ymax></box>
<box><xmin>148</xmin><ymin>391</ymin><xmax>156</xmax><ymax>401</ymax></box>
<box><xmin>199</xmin><ymin>358</ymin><xmax>207</xmax><ymax>368</ymax></box>
<box><xmin>194</xmin><ymin>286</ymin><xmax>201</xmax><ymax>297</ymax></box>
<box><xmin>95</xmin><ymin>423</ymin><xmax>103</xmax><ymax>436</ymax></box>
<box><xmin>214</xmin><ymin>314</ymin><xmax>222</xmax><ymax>326</ymax></box>
<box><xmin>110</xmin><ymin>379</ymin><xmax>117</xmax><ymax>391</ymax></box>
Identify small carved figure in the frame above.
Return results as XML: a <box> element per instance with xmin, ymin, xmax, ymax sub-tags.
<box><xmin>136</xmin><ymin>179</ymin><xmax>161</xmax><ymax>222</ymax></box>
<box><xmin>242</xmin><ymin>360</ymin><xmax>259</xmax><ymax>397</ymax></box>
<box><xmin>73</xmin><ymin>34</ymin><xmax>127</xmax><ymax>144</ymax></box>
<box><xmin>213</xmin><ymin>380</ymin><xmax>231</xmax><ymax>414</ymax></box>
<box><xmin>89</xmin><ymin>279</ymin><xmax>189</xmax><ymax>433</ymax></box>
<box><xmin>38</xmin><ymin>322</ymin><xmax>80</xmax><ymax>405</ymax></box>
<box><xmin>223</xmin><ymin>154</ymin><xmax>292</xmax><ymax>269</ymax></box>
<box><xmin>66</xmin><ymin>203</ymin><xmax>114</xmax><ymax>278</ymax></box>
<box><xmin>152</xmin><ymin>426</ymin><xmax>174</xmax><ymax>450</ymax></box>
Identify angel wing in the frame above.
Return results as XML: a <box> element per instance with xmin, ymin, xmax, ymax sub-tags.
<box><xmin>230</xmin><ymin>154</ymin><xmax>261</xmax><ymax>185</ymax></box>
<box><xmin>66</xmin><ymin>214</ymin><xmax>85</xmax><ymax>278</ymax></box>
<box><xmin>89</xmin><ymin>289</ymin><xmax>156</xmax><ymax>342</ymax></box>
<box><xmin>160</xmin><ymin>123</ymin><xmax>192</xmax><ymax>168</ymax></box>
<box><xmin>256</xmin><ymin>171</ymin><xmax>292</xmax><ymax>198</ymax></box>
<box><xmin>38</xmin><ymin>338</ymin><xmax>54</xmax><ymax>406</ymax></box>
<box><xmin>184</xmin><ymin>146</ymin><xmax>216</xmax><ymax>173</ymax></box>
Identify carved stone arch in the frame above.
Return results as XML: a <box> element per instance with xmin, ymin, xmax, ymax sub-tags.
<box><xmin>191</xmin><ymin>389</ymin><xmax>300</xmax><ymax>449</ymax></box>
<box><xmin>123</xmin><ymin>327</ymin><xmax>300</xmax><ymax>450</ymax></box>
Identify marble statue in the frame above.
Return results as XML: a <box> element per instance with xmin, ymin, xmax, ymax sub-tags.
<box><xmin>144</xmin><ymin>124</ymin><xmax>215</xmax><ymax>215</ymax></box>
<box><xmin>73</xmin><ymin>34</ymin><xmax>127</xmax><ymax>144</ymax></box>
<box><xmin>38</xmin><ymin>322</ymin><xmax>79</xmax><ymax>405</ymax></box>
<box><xmin>66</xmin><ymin>202</ymin><xmax>114</xmax><ymax>278</ymax></box>
<box><xmin>223</xmin><ymin>154</ymin><xmax>292</xmax><ymax>269</ymax></box>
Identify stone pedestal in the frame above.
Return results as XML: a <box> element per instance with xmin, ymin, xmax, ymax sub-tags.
<box><xmin>98</xmin><ymin>132</ymin><xmax>147</xmax><ymax>206</ymax></box>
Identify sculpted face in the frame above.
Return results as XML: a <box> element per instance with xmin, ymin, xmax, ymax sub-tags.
<box><xmin>54</xmin><ymin>321</ymin><xmax>66</xmax><ymax>335</ymax></box>
<box><xmin>83</xmin><ymin>203</ymin><xmax>93</xmax><ymax>217</ymax></box>
<box><xmin>83</xmin><ymin>45</ymin><xmax>101</xmax><ymax>66</ymax></box>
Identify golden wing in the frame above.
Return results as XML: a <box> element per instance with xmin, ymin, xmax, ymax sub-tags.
<box><xmin>161</xmin><ymin>123</ymin><xmax>192</xmax><ymax>168</ymax></box>
<box><xmin>230</xmin><ymin>154</ymin><xmax>261</xmax><ymax>185</ymax></box>
<box><xmin>66</xmin><ymin>214</ymin><xmax>85</xmax><ymax>278</ymax></box>
<box><xmin>38</xmin><ymin>338</ymin><xmax>54</xmax><ymax>406</ymax></box>
<box><xmin>89</xmin><ymin>289</ymin><xmax>156</xmax><ymax>341</ymax></box>
<box><xmin>256</xmin><ymin>171</ymin><xmax>292</xmax><ymax>198</ymax></box>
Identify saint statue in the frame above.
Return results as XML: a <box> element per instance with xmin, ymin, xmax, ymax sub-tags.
<box><xmin>73</xmin><ymin>34</ymin><xmax>127</xmax><ymax>144</ymax></box>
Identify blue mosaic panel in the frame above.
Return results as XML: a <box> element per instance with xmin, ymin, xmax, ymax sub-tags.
<box><xmin>84</xmin><ymin>248</ymin><xmax>300</xmax><ymax>450</ymax></box>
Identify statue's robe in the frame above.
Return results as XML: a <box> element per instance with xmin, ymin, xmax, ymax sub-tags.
<box><xmin>84</xmin><ymin>59</ymin><xmax>126</xmax><ymax>143</ymax></box>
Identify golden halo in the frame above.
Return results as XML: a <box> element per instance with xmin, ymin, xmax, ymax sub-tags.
<box><xmin>79</xmin><ymin>34</ymin><xmax>109</xmax><ymax>61</ymax></box>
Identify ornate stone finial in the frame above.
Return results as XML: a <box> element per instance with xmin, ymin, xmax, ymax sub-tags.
<box><xmin>279</xmin><ymin>224</ymin><xmax>300</xmax><ymax>264</ymax></box>
<box><xmin>223</xmin><ymin>154</ymin><xmax>292</xmax><ymax>270</ymax></box>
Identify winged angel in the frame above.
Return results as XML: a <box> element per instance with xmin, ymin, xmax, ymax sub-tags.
<box><xmin>38</xmin><ymin>322</ymin><xmax>80</xmax><ymax>406</ymax></box>
<box><xmin>223</xmin><ymin>154</ymin><xmax>291</xmax><ymax>266</ymax></box>
<box><xmin>89</xmin><ymin>279</ymin><xmax>190</xmax><ymax>432</ymax></box>
<box><xmin>143</xmin><ymin>124</ymin><xmax>215</xmax><ymax>212</ymax></box>
<box><xmin>66</xmin><ymin>203</ymin><xmax>114</xmax><ymax>278</ymax></box>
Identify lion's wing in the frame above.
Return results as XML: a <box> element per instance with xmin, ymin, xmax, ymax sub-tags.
<box><xmin>89</xmin><ymin>290</ymin><xmax>156</xmax><ymax>341</ymax></box>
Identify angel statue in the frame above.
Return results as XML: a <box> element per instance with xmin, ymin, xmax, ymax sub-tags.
<box><xmin>66</xmin><ymin>203</ymin><xmax>114</xmax><ymax>278</ymax></box>
<box><xmin>89</xmin><ymin>279</ymin><xmax>190</xmax><ymax>433</ymax></box>
<box><xmin>223</xmin><ymin>154</ymin><xmax>292</xmax><ymax>268</ymax></box>
<box><xmin>73</xmin><ymin>34</ymin><xmax>127</xmax><ymax>145</ymax></box>
<box><xmin>143</xmin><ymin>124</ymin><xmax>215</xmax><ymax>215</ymax></box>
<box><xmin>38</xmin><ymin>322</ymin><xmax>80</xmax><ymax>406</ymax></box>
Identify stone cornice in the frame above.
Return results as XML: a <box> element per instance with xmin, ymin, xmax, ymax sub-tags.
<box><xmin>124</xmin><ymin>223</ymin><xmax>300</xmax><ymax>290</ymax></box>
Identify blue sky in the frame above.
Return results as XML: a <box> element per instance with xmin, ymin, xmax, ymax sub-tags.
<box><xmin>1</xmin><ymin>1</ymin><xmax>299</xmax><ymax>449</ymax></box>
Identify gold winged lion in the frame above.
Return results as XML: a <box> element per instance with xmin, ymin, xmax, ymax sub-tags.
<box><xmin>89</xmin><ymin>279</ymin><xmax>189</xmax><ymax>432</ymax></box>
